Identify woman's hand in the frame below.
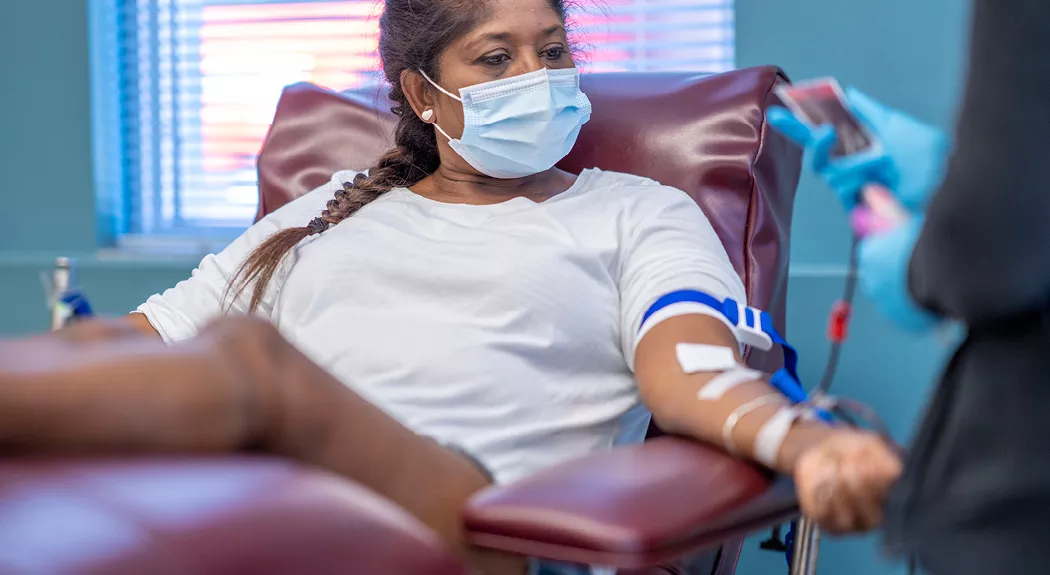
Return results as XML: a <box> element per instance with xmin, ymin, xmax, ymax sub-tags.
<box><xmin>793</xmin><ymin>429</ymin><xmax>902</xmax><ymax>534</ymax></box>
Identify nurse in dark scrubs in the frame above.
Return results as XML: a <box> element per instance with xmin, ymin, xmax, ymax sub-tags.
<box><xmin>770</xmin><ymin>0</ymin><xmax>1050</xmax><ymax>572</ymax></box>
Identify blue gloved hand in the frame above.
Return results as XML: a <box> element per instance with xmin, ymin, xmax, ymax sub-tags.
<box><xmin>857</xmin><ymin>218</ymin><xmax>939</xmax><ymax>332</ymax></box>
<box><xmin>767</xmin><ymin>87</ymin><xmax>949</xmax><ymax>333</ymax></box>
<box><xmin>767</xmin><ymin>87</ymin><xmax>951</xmax><ymax>214</ymax></box>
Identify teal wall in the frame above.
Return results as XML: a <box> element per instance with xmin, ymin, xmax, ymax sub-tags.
<box><xmin>0</xmin><ymin>0</ymin><xmax>97</xmax><ymax>254</ymax></box>
<box><xmin>0</xmin><ymin>1</ymin><xmax>971</xmax><ymax>574</ymax></box>
<box><xmin>0</xmin><ymin>0</ymin><xmax>193</xmax><ymax>331</ymax></box>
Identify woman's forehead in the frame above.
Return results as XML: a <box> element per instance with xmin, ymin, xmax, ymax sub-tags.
<box><xmin>460</xmin><ymin>0</ymin><xmax>565</xmax><ymax>45</ymax></box>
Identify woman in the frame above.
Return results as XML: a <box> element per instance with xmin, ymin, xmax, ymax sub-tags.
<box><xmin>769</xmin><ymin>0</ymin><xmax>1050</xmax><ymax>572</ymax></box>
<box><xmin>20</xmin><ymin>0</ymin><xmax>898</xmax><ymax>572</ymax></box>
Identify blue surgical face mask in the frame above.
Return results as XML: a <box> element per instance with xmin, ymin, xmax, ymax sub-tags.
<box><xmin>419</xmin><ymin>68</ymin><xmax>592</xmax><ymax>179</ymax></box>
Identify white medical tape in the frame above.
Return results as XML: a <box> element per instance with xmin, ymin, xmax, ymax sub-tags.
<box><xmin>675</xmin><ymin>343</ymin><xmax>738</xmax><ymax>373</ymax></box>
<box><xmin>753</xmin><ymin>404</ymin><xmax>809</xmax><ymax>468</ymax></box>
<box><xmin>697</xmin><ymin>367</ymin><xmax>764</xmax><ymax>400</ymax></box>
<box><xmin>722</xmin><ymin>394</ymin><xmax>785</xmax><ymax>456</ymax></box>
<box><xmin>675</xmin><ymin>343</ymin><xmax>763</xmax><ymax>401</ymax></box>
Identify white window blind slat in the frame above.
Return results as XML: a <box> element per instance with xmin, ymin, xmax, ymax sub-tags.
<box><xmin>107</xmin><ymin>0</ymin><xmax>734</xmax><ymax>238</ymax></box>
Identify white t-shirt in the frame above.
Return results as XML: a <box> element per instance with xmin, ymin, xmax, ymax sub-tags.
<box><xmin>138</xmin><ymin>168</ymin><xmax>746</xmax><ymax>482</ymax></box>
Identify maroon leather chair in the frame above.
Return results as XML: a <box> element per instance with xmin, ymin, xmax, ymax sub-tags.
<box><xmin>0</xmin><ymin>457</ymin><xmax>469</xmax><ymax>575</ymax></box>
<box><xmin>255</xmin><ymin>65</ymin><xmax>802</xmax><ymax>573</ymax></box>
<box><xmin>0</xmin><ymin>66</ymin><xmax>802</xmax><ymax>575</ymax></box>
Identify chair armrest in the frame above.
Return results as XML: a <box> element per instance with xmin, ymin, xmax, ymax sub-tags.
<box><xmin>463</xmin><ymin>436</ymin><xmax>798</xmax><ymax>569</ymax></box>
<box><xmin>0</xmin><ymin>456</ymin><xmax>467</xmax><ymax>575</ymax></box>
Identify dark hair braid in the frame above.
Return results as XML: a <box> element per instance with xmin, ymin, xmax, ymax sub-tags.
<box><xmin>228</xmin><ymin>0</ymin><xmax>570</xmax><ymax>312</ymax></box>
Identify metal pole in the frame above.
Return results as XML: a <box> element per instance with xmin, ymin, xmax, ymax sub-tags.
<box><xmin>50</xmin><ymin>257</ymin><xmax>71</xmax><ymax>332</ymax></box>
<box><xmin>790</xmin><ymin>517</ymin><xmax>821</xmax><ymax>575</ymax></box>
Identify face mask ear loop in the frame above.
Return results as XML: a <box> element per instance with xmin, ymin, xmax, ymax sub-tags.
<box><xmin>418</xmin><ymin>69</ymin><xmax>462</xmax><ymax>102</ymax></box>
<box><xmin>431</xmin><ymin>122</ymin><xmax>454</xmax><ymax>142</ymax></box>
<box><xmin>417</xmin><ymin>69</ymin><xmax>460</xmax><ymax>142</ymax></box>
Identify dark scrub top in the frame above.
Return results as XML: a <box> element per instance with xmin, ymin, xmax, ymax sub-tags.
<box><xmin>884</xmin><ymin>1</ymin><xmax>1050</xmax><ymax>573</ymax></box>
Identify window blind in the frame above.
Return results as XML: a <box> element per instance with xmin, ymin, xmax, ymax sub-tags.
<box><xmin>102</xmin><ymin>0</ymin><xmax>734</xmax><ymax>241</ymax></box>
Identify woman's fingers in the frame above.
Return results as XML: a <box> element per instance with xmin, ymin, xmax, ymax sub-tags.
<box><xmin>815</xmin><ymin>468</ymin><xmax>856</xmax><ymax>534</ymax></box>
<box><xmin>837</xmin><ymin>454</ymin><xmax>887</xmax><ymax>531</ymax></box>
<box><xmin>797</xmin><ymin>449</ymin><xmax>853</xmax><ymax>533</ymax></box>
<box><xmin>806</xmin><ymin>457</ymin><xmax>867</xmax><ymax>535</ymax></box>
<box><xmin>841</xmin><ymin>437</ymin><xmax>901</xmax><ymax>531</ymax></box>
<box><xmin>795</xmin><ymin>431</ymin><xmax>903</xmax><ymax>534</ymax></box>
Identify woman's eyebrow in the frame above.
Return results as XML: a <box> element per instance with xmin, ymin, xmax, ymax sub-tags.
<box><xmin>467</xmin><ymin>25</ymin><xmax>566</xmax><ymax>49</ymax></box>
<box><xmin>541</xmin><ymin>24</ymin><xmax>565</xmax><ymax>37</ymax></box>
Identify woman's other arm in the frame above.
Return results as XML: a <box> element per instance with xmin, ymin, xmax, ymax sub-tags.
<box><xmin>0</xmin><ymin>317</ymin><xmax>522</xmax><ymax>574</ymax></box>
<box><xmin>125</xmin><ymin>312</ymin><xmax>162</xmax><ymax>338</ymax></box>
<box><xmin>130</xmin><ymin>171</ymin><xmax>358</xmax><ymax>342</ymax></box>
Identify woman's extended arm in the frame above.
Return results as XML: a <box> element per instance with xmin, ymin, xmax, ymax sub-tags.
<box><xmin>633</xmin><ymin>314</ymin><xmax>900</xmax><ymax>534</ymax></box>
<box><xmin>0</xmin><ymin>317</ymin><xmax>522</xmax><ymax>574</ymax></box>
<box><xmin>633</xmin><ymin>315</ymin><xmax>831</xmax><ymax>475</ymax></box>
<box><xmin>618</xmin><ymin>184</ymin><xmax>900</xmax><ymax>533</ymax></box>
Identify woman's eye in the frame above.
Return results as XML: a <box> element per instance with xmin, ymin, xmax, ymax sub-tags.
<box><xmin>542</xmin><ymin>46</ymin><xmax>566</xmax><ymax>60</ymax></box>
<box><xmin>481</xmin><ymin>53</ymin><xmax>510</xmax><ymax>66</ymax></box>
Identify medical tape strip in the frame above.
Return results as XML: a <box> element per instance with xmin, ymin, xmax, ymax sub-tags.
<box><xmin>753</xmin><ymin>396</ymin><xmax>848</xmax><ymax>467</ymax></box>
<box><xmin>698</xmin><ymin>368</ymin><xmax>765</xmax><ymax>400</ymax></box>
<box><xmin>753</xmin><ymin>404</ymin><xmax>811</xmax><ymax>467</ymax></box>
<box><xmin>676</xmin><ymin>343</ymin><xmax>763</xmax><ymax>400</ymax></box>
<box><xmin>676</xmin><ymin>343</ymin><xmax>737</xmax><ymax>372</ymax></box>
<box><xmin>722</xmin><ymin>394</ymin><xmax>785</xmax><ymax>457</ymax></box>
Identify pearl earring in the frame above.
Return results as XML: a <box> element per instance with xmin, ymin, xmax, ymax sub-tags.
<box><xmin>421</xmin><ymin>109</ymin><xmax>434</xmax><ymax>122</ymax></box>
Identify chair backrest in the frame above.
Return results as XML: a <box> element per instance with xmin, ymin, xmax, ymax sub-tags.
<box><xmin>255</xmin><ymin>67</ymin><xmax>801</xmax><ymax>575</ymax></box>
<box><xmin>256</xmin><ymin>67</ymin><xmax>802</xmax><ymax>375</ymax></box>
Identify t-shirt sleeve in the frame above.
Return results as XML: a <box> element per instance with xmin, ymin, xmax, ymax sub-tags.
<box><xmin>136</xmin><ymin>170</ymin><xmax>361</xmax><ymax>343</ymax></box>
<box><xmin>617</xmin><ymin>184</ymin><xmax>747</xmax><ymax>370</ymax></box>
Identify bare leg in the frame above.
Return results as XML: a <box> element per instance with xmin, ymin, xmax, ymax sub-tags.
<box><xmin>0</xmin><ymin>317</ymin><xmax>523</xmax><ymax>574</ymax></box>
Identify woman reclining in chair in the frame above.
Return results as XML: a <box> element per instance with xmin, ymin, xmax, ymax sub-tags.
<box><xmin>1</xmin><ymin>0</ymin><xmax>900</xmax><ymax>573</ymax></box>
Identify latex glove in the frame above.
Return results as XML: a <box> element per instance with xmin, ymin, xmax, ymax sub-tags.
<box><xmin>767</xmin><ymin>87</ymin><xmax>951</xmax><ymax>213</ymax></box>
<box><xmin>858</xmin><ymin>218</ymin><xmax>940</xmax><ymax>332</ymax></box>
<box><xmin>768</xmin><ymin>88</ymin><xmax>948</xmax><ymax>332</ymax></box>
<box><xmin>793</xmin><ymin>428</ymin><xmax>902</xmax><ymax>534</ymax></box>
